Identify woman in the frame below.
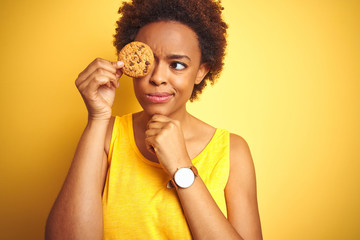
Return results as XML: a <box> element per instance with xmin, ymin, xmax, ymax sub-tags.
<box><xmin>45</xmin><ymin>0</ymin><xmax>262</xmax><ymax>239</ymax></box>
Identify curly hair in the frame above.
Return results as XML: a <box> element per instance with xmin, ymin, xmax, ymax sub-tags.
<box><xmin>114</xmin><ymin>0</ymin><xmax>228</xmax><ymax>101</ymax></box>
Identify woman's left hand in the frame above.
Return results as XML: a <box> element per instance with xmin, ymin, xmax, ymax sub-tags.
<box><xmin>145</xmin><ymin>114</ymin><xmax>192</xmax><ymax>177</ymax></box>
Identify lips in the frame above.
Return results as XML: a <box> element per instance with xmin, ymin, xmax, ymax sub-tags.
<box><xmin>146</xmin><ymin>92</ymin><xmax>174</xmax><ymax>103</ymax></box>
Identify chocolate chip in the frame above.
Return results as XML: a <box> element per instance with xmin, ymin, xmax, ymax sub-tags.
<box><xmin>143</xmin><ymin>69</ymin><xmax>147</xmax><ymax>73</ymax></box>
<box><xmin>145</xmin><ymin>61</ymin><xmax>150</xmax><ymax>65</ymax></box>
<box><xmin>130</xmin><ymin>62</ymin><xmax>134</xmax><ymax>66</ymax></box>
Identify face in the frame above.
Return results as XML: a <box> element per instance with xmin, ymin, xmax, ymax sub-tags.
<box><xmin>132</xmin><ymin>21</ymin><xmax>209</xmax><ymax>117</ymax></box>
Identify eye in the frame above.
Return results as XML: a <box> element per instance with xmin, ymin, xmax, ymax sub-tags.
<box><xmin>170</xmin><ymin>62</ymin><xmax>187</xmax><ymax>70</ymax></box>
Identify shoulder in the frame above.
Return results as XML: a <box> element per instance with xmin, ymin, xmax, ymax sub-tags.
<box><xmin>229</xmin><ymin>133</ymin><xmax>252</xmax><ymax>159</ymax></box>
<box><xmin>229</xmin><ymin>133</ymin><xmax>250</xmax><ymax>152</ymax></box>
<box><xmin>227</xmin><ymin>133</ymin><xmax>256</xmax><ymax>189</ymax></box>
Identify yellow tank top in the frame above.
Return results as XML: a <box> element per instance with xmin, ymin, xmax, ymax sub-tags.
<box><xmin>102</xmin><ymin>114</ymin><xmax>230</xmax><ymax>239</ymax></box>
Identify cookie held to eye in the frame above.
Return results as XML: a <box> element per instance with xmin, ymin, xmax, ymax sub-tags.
<box><xmin>118</xmin><ymin>41</ymin><xmax>154</xmax><ymax>78</ymax></box>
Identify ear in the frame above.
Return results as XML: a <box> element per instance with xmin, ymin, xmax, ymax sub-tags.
<box><xmin>195</xmin><ymin>63</ymin><xmax>210</xmax><ymax>85</ymax></box>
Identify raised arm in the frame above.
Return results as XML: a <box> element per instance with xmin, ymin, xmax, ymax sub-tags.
<box><xmin>45</xmin><ymin>58</ymin><xmax>123</xmax><ymax>240</ymax></box>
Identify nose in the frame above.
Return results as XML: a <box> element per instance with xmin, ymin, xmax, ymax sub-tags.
<box><xmin>149</xmin><ymin>61</ymin><xmax>167</xmax><ymax>86</ymax></box>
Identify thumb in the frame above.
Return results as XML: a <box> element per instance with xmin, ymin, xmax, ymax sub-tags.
<box><xmin>113</xmin><ymin>61</ymin><xmax>124</xmax><ymax>68</ymax></box>
<box><xmin>113</xmin><ymin>61</ymin><xmax>124</xmax><ymax>78</ymax></box>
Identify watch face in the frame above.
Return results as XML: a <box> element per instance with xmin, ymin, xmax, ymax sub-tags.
<box><xmin>174</xmin><ymin>168</ymin><xmax>195</xmax><ymax>188</ymax></box>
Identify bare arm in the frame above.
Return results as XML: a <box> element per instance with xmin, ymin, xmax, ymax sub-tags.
<box><xmin>45</xmin><ymin>58</ymin><xmax>122</xmax><ymax>240</ymax></box>
<box><xmin>177</xmin><ymin>134</ymin><xmax>262</xmax><ymax>239</ymax></box>
<box><xmin>225</xmin><ymin>134</ymin><xmax>263</xmax><ymax>239</ymax></box>
<box><xmin>145</xmin><ymin>116</ymin><xmax>262</xmax><ymax>239</ymax></box>
<box><xmin>176</xmin><ymin>176</ymin><xmax>243</xmax><ymax>239</ymax></box>
<box><xmin>45</xmin><ymin>120</ymin><xmax>110</xmax><ymax>240</ymax></box>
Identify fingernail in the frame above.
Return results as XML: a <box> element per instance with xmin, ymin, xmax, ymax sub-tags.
<box><xmin>117</xmin><ymin>61</ymin><xmax>124</xmax><ymax>67</ymax></box>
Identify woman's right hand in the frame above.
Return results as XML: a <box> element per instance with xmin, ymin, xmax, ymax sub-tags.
<box><xmin>75</xmin><ymin>58</ymin><xmax>124</xmax><ymax>120</ymax></box>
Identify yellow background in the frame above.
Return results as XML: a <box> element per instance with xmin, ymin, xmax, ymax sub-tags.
<box><xmin>1</xmin><ymin>0</ymin><xmax>359</xmax><ymax>239</ymax></box>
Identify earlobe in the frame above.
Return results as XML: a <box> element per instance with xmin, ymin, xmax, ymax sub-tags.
<box><xmin>195</xmin><ymin>63</ymin><xmax>210</xmax><ymax>85</ymax></box>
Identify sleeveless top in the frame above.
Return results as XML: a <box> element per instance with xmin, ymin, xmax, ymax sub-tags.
<box><xmin>102</xmin><ymin>113</ymin><xmax>230</xmax><ymax>239</ymax></box>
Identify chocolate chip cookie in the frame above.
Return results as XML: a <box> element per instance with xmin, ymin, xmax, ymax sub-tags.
<box><xmin>118</xmin><ymin>41</ymin><xmax>154</xmax><ymax>78</ymax></box>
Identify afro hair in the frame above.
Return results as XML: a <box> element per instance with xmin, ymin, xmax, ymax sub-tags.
<box><xmin>114</xmin><ymin>0</ymin><xmax>228</xmax><ymax>101</ymax></box>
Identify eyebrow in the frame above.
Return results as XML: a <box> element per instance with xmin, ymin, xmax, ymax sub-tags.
<box><xmin>166</xmin><ymin>54</ymin><xmax>191</xmax><ymax>62</ymax></box>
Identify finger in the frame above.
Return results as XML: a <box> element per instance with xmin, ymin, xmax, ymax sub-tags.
<box><xmin>145</xmin><ymin>137</ymin><xmax>157</xmax><ymax>155</ymax></box>
<box><xmin>116</xmin><ymin>69</ymin><xmax>122</xmax><ymax>79</ymax></box>
<box><xmin>76</xmin><ymin>67</ymin><xmax>117</xmax><ymax>89</ymax></box>
<box><xmin>150</xmin><ymin>114</ymin><xmax>173</xmax><ymax>123</ymax></box>
<box><xmin>113</xmin><ymin>61</ymin><xmax>125</xmax><ymax>69</ymax></box>
<box><xmin>77</xmin><ymin>73</ymin><xmax>114</xmax><ymax>92</ymax></box>
<box><xmin>148</xmin><ymin>115</ymin><xmax>181</xmax><ymax>132</ymax></box>
<box><xmin>112</xmin><ymin>61</ymin><xmax>125</xmax><ymax>78</ymax></box>
<box><xmin>77</xmin><ymin>58</ymin><xmax>119</xmax><ymax>86</ymax></box>
<box><xmin>145</xmin><ymin>128</ymin><xmax>162</xmax><ymax>138</ymax></box>
<box><xmin>147</xmin><ymin>115</ymin><xmax>171</xmax><ymax>128</ymax></box>
<box><xmin>78</xmin><ymin>68</ymin><xmax>119</xmax><ymax>92</ymax></box>
<box><xmin>85</xmin><ymin>74</ymin><xmax>116</xmax><ymax>94</ymax></box>
<box><xmin>146</xmin><ymin>121</ymin><xmax>165</xmax><ymax>130</ymax></box>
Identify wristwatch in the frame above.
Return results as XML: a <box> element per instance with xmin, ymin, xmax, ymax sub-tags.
<box><xmin>167</xmin><ymin>166</ymin><xmax>199</xmax><ymax>189</ymax></box>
